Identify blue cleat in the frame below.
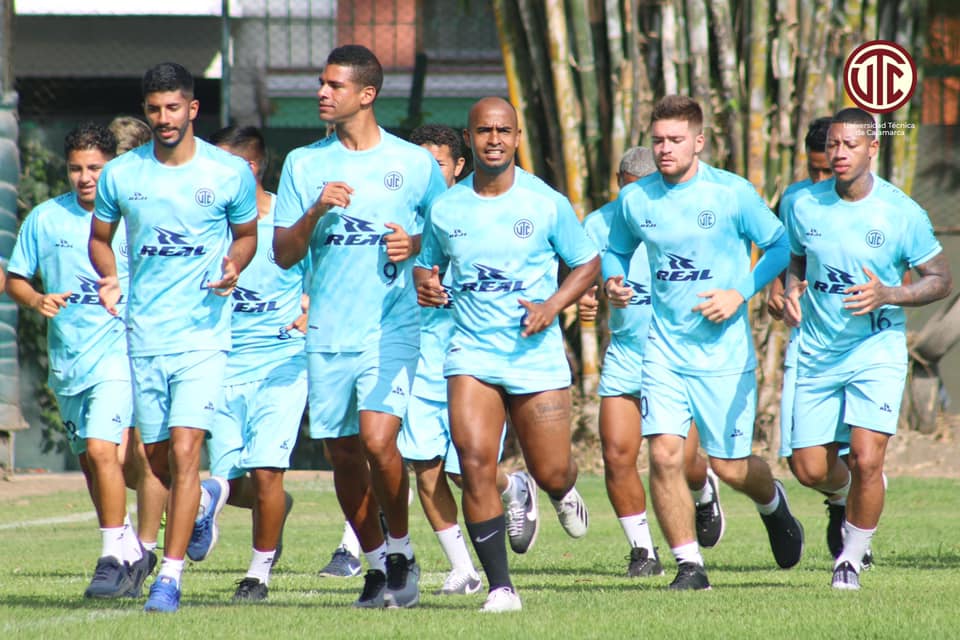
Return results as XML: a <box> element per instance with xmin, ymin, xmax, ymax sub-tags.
<box><xmin>144</xmin><ymin>575</ymin><xmax>181</xmax><ymax>612</ymax></box>
<box><xmin>187</xmin><ymin>477</ymin><xmax>229</xmax><ymax>562</ymax></box>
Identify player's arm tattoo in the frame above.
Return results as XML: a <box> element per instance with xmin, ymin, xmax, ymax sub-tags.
<box><xmin>886</xmin><ymin>253</ymin><xmax>952</xmax><ymax>307</ymax></box>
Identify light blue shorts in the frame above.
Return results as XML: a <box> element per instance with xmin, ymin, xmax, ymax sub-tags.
<box><xmin>56</xmin><ymin>379</ymin><xmax>133</xmax><ymax>456</ymax></box>
<box><xmin>640</xmin><ymin>361</ymin><xmax>756</xmax><ymax>459</ymax></box>
<box><xmin>444</xmin><ymin>346</ymin><xmax>571</xmax><ymax>396</ymax></box>
<box><xmin>131</xmin><ymin>350</ymin><xmax>227</xmax><ymax>444</ymax></box>
<box><xmin>308</xmin><ymin>341</ymin><xmax>418</xmax><ymax>439</ymax></box>
<box><xmin>598</xmin><ymin>336</ymin><xmax>644</xmax><ymax>397</ymax></box>
<box><xmin>208</xmin><ymin>354</ymin><xmax>308</xmax><ymax>479</ymax></box>
<box><xmin>790</xmin><ymin>362</ymin><xmax>906</xmax><ymax>449</ymax></box>
<box><xmin>398</xmin><ymin>394</ymin><xmax>506</xmax><ymax>475</ymax></box>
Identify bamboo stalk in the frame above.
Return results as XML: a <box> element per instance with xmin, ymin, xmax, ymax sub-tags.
<box><xmin>569</xmin><ymin>0</ymin><xmax>603</xmax><ymax>205</ymax></box>
<box><xmin>708</xmin><ymin>0</ymin><xmax>744</xmax><ymax>176</ymax></box>
<box><xmin>492</xmin><ymin>0</ymin><xmax>537</xmax><ymax>174</ymax></box>
<box><xmin>661</xmin><ymin>0</ymin><xmax>679</xmax><ymax>95</ymax></box>
<box><xmin>606</xmin><ymin>0</ymin><xmax>628</xmax><ymax>196</ymax></box>
<box><xmin>685</xmin><ymin>0</ymin><xmax>711</xmax><ymax>163</ymax></box>
<box><xmin>747</xmin><ymin>0</ymin><xmax>771</xmax><ymax>193</ymax></box>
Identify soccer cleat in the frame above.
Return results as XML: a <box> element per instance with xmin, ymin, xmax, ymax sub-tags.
<box><xmin>668</xmin><ymin>562</ymin><xmax>711</xmax><ymax>591</ymax></box>
<box><xmin>233</xmin><ymin>577</ymin><xmax>269</xmax><ymax>602</ymax></box>
<box><xmin>825</xmin><ymin>499</ymin><xmax>845</xmax><ymax>559</ymax></box>
<box><xmin>480</xmin><ymin>586</ymin><xmax>522</xmax><ymax>612</ymax></box>
<box><xmin>384</xmin><ymin>553</ymin><xmax>420</xmax><ymax>608</ymax></box>
<box><xmin>272</xmin><ymin>492</ymin><xmax>295</xmax><ymax>567</ymax></box>
<box><xmin>695</xmin><ymin>468</ymin><xmax>726</xmax><ymax>548</ymax></box>
<box><xmin>84</xmin><ymin>556</ymin><xmax>135</xmax><ymax>599</ymax></box>
<box><xmin>502</xmin><ymin>470</ymin><xmax>540</xmax><ymax>554</ymax></box>
<box><xmin>550</xmin><ymin>486</ymin><xmax>589</xmax><ymax>538</ymax></box>
<box><xmin>626</xmin><ymin>547</ymin><xmax>664</xmax><ymax>578</ymax></box>
<box><xmin>353</xmin><ymin>570</ymin><xmax>387</xmax><ymax>608</ymax></box>
<box><xmin>861</xmin><ymin>548</ymin><xmax>874</xmax><ymax>571</ymax></box>
<box><xmin>124</xmin><ymin>548</ymin><xmax>158</xmax><ymax>598</ymax></box>
<box><xmin>144</xmin><ymin>575</ymin><xmax>181</xmax><ymax>612</ymax></box>
<box><xmin>759</xmin><ymin>480</ymin><xmax>805</xmax><ymax>569</ymax></box>
<box><xmin>434</xmin><ymin>569</ymin><xmax>483</xmax><ymax>595</ymax></box>
<box><xmin>187</xmin><ymin>476</ymin><xmax>229</xmax><ymax>562</ymax></box>
<box><xmin>831</xmin><ymin>561</ymin><xmax>860</xmax><ymax>590</ymax></box>
<box><xmin>319</xmin><ymin>546</ymin><xmax>363</xmax><ymax>578</ymax></box>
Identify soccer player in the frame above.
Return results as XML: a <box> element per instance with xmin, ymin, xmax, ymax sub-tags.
<box><xmin>415</xmin><ymin>97</ymin><xmax>599</xmax><ymax>612</ymax></box>
<box><xmin>90</xmin><ymin>62</ymin><xmax>258</xmax><ymax>612</ymax></box>
<box><xmin>109</xmin><ymin>116</ymin><xmax>152</xmax><ymax>155</ymax></box>
<box><xmin>206</xmin><ymin>125</ymin><xmax>304</xmax><ymax>601</ymax></box>
<box><xmin>273</xmin><ymin>44</ymin><xmax>446</xmax><ymax>609</ymax></box>
<box><xmin>6</xmin><ymin>123</ymin><xmax>154</xmax><ymax>598</ymax></box>
<box><xmin>604</xmin><ymin>95</ymin><xmax>804</xmax><ymax>591</ymax></box>
<box><xmin>783</xmin><ymin>107</ymin><xmax>952</xmax><ymax>590</ymax></box>
<box><xmin>584</xmin><ymin>146</ymin><xmax>723</xmax><ymax>578</ymax></box>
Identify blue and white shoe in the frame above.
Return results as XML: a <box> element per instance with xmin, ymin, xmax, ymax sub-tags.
<box><xmin>187</xmin><ymin>477</ymin><xmax>229</xmax><ymax>562</ymax></box>
<box><xmin>144</xmin><ymin>575</ymin><xmax>181</xmax><ymax>612</ymax></box>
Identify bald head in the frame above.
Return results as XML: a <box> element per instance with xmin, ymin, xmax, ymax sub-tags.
<box><xmin>464</xmin><ymin>97</ymin><xmax>520</xmax><ymax>178</ymax></box>
<box><xmin>468</xmin><ymin>97</ymin><xmax>518</xmax><ymax>129</ymax></box>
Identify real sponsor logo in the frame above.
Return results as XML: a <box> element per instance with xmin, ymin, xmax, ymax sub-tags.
<box><xmin>461</xmin><ymin>263</ymin><xmax>525</xmax><ymax>293</ymax></box>
<box><xmin>141</xmin><ymin>226</ymin><xmax>206</xmax><ymax>257</ymax></box>
<box><xmin>625</xmin><ymin>280</ymin><xmax>651</xmax><ymax>306</ymax></box>
<box><xmin>324</xmin><ymin>215</ymin><xmax>385</xmax><ymax>246</ymax></box>
<box><xmin>655</xmin><ymin>254</ymin><xmax>713</xmax><ymax>282</ymax></box>
<box><xmin>231</xmin><ymin>286</ymin><xmax>280</xmax><ymax>313</ymax></box>
<box><xmin>813</xmin><ymin>265</ymin><xmax>856</xmax><ymax>294</ymax></box>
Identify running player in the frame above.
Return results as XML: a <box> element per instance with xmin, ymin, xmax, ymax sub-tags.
<box><xmin>6</xmin><ymin>123</ymin><xmax>154</xmax><ymax>599</ymax></box>
<box><xmin>584</xmin><ymin>146</ymin><xmax>723</xmax><ymax>578</ymax></box>
<box><xmin>604</xmin><ymin>95</ymin><xmax>805</xmax><ymax>590</ymax></box>
<box><xmin>206</xmin><ymin>125</ymin><xmax>303</xmax><ymax>602</ymax></box>
<box><xmin>90</xmin><ymin>62</ymin><xmax>258</xmax><ymax>612</ymax></box>
<box><xmin>273</xmin><ymin>44</ymin><xmax>446</xmax><ymax>609</ymax></box>
<box><xmin>783</xmin><ymin>107</ymin><xmax>952</xmax><ymax>590</ymax></box>
<box><xmin>415</xmin><ymin>97</ymin><xmax>599</xmax><ymax>612</ymax></box>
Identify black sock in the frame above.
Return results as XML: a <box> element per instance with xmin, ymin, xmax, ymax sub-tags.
<box><xmin>465</xmin><ymin>515</ymin><xmax>512</xmax><ymax>591</ymax></box>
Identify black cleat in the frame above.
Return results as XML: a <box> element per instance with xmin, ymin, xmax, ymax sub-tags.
<box><xmin>760</xmin><ymin>480</ymin><xmax>805</xmax><ymax>569</ymax></box>
<box><xmin>233</xmin><ymin>577</ymin><xmax>269</xmax><ymax>602</ymax></box>
<box><xmin>695</xmin><ymin>469</ymin><xmax>726</xmax><ymax>548</ymax></box>
<box><xmin>668</xmin><ymin>562</ymin><xmax>711</xmax><ymax>591</ymax></box>
<box><xmin>825</xmin><ymin>500</ymin><xmax>845</xmax><ymax>559</ymax></box>
<box><xmin>626</xmin><ymin>547</ymin><xmax>664</xmax><ymax>578</ymax></box>
<box><xmin>353</xmin><ymin>570</ymin><xmax>387</xmax><ymax>608</ymax></box>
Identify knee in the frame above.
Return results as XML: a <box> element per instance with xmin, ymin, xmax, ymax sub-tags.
<box><xmin>601</xmin><ymin>440</ymin><xmax>635</xmax><ymax>475</ymax></box>
<box><xmin>648</xmin><ymin>437</ymin><xmax>684</xmax><ymax>475</ymax></box>
<box><xmin>326</xmin><ymin>438</ymin><xmax>365</xmax><ymax>471</ymax></box>
<box><xmin>790</xmin><ymin>455</ymin><xmax>830</xmax><ymax>488</ymax></box>
<box><xmin>847</xmin><ymin>449</ymin><xmax>883</xmax><ymax>479</ymax></box>
<box><xmin>710</xmin><ymin>459</ymin><xmax>748</xmax><ymax>487</ymax></box>
<box><xmin>83</xmin><ymin>440</ymin><xmax>119</xmax><ymax>469</ymax></box>
<box><xmin>360</xmin><ymin>430</ymin><xmax>398</xmax><ymax>462</ymax></box>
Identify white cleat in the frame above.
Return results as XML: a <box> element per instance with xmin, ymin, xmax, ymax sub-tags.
<box><xmin>481</xmin><ymin>586</ymin><xmax>522</xmax><ymax>613</ymax></box>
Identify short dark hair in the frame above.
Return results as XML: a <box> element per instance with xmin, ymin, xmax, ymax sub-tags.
<box><xmin>142</xmin><ymin>62</ymin><xmax>194</xmax><ymax>99</ymax></box>
<box><xmin>109</xmin><ymin>116</ymin><xmax>152</xmax><ymax>154</ymax></box>
<box><xmin>804</xmin><ymin>117</ymin><xmax>832</xmax><ymax>153</ymax></box>
<box><xmin>831</xmin><ymin>107</ymin><xmax>877</xmax><ymax>140</ymax></box>
<box><xmin>650</xmin><ymin>95</ymin><xmax>703</xmax><ymax>132</ymax></box>
<box><xmin>208</xmin><ymin>125</ymin><xmax>267</xmax><ymax>179</ymax></box>
<box><xmin>64</xmin><ymin>122</ymin><xmax>117</xmax><ymax>159</ymax></box>
<box><xmin>409</xmin><ymin>124</ymin><xmax>463</xmax><ymax>160</ymax></box>
<box><xmin>326</xmin><ymin>45</ymin><xmax>383</xmax><ymax>96</ymax></box>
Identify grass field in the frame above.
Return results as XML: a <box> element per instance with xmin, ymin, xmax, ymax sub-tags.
<box><xmin>2</xmin><ymin>474</ymin><xmax>959</xmax><ymax>639</ymax></box>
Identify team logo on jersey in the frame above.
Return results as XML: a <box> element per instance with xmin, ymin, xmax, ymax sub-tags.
<box><xmin>324</xmin><ymin>215</ymin><xmax>385</xmax><ymax>246</ymax></box>
<box><xmin>514</xmin><ymin>219</ymin><xmax>534</xmax><ymax>239</ymax></box>
<box><xmin>128</xmin><ymin>192</ymin><xmax>148</xmax><ymax>201</ymax></box>
<box><xmin>195</xmin><ymin>188</ymin><xmax>215</xmax><ymax>207</ymax></box>
<box><xmin>231</xmin><ymin>286</ymin><xmax>280</xmax><ymax>313</ymax></box>
<box><xmin>448</xmin><ymin>228</ymin><xmax>467</xmax><ymax>238</ymax></box>
<box><xmin>806</xmin><ymin>228</ymin><xmax>822</xmax><ymax>239</ymax></box>
<box><xmin>813</xmin><ymin>264</ymin><xmax>856</xmax><ymax>294</ymax></box>
<box><xmin>655</xmin><ymin>254</ymin><xmax>713</xmax><ymax>282</ymax></box>
<box><xmin>141</xmin><ymin>226</ymin><xmax>206</xmax><ymax>257</ymax></box>
<box><xmin>119</xmin><ymin>242</ymin><xmax>129</xmax><ymax>258</ymax></box>
<box><xmin>624</xmin><ymin>280</ymin><xmax>652</xmax><ymax>305</ymax></box>
<box><xmin>865</xmin><ymin>229</ymin><xmax>885</xmax><ymax>248</ymax></box>
<box><xmin>384</xmin><ymin>171</ymin><xmax>403</xmax><ymax>190</ymax></box>
<box><xmin>697</xmin><ymin>211</ymin><xmax>716</xmax><ymax>229</ymax></box>
<box><xmin>461</xmin><ymin>263</ymin><xmax>526</xmax><ymax>293</ymax></box>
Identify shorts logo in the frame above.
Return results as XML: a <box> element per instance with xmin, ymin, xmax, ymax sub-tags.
<box><xmin>280</xmin><ymin>439</ymin><xmax>290</xmax><ymax>450</ymax></box>
<box><xmin>128</xmin><ymin>192</ymin><xmax>148</xmax><ymax>201</ymax></box>
<box><xmin>203</xmin><ymin>401</ymin><xmax>215</xmax><ymax>411</ymax></box>
<box><xmin>195</xmin><ymin>188</ymin><xmax>215</xmax><ymax>207</ymax></box>
<box><xmin>879</xmin><ymin>402</ymin><xmax>892</xmax><ymax>413</ymax></box>
<box><xmin>865</xmin><ymin>229</ymin><xmax>885</xmax><ymax>248</ymax></box>
<box><xmin>729</xmin><ymin>428</ymin><xmax>744</xmax><ymax>438</ymax></box>
<box><xmin>514</xmin><ymin>219</ymin><xmax>534</xmax><ymax>239</ymax></box>
<box><xmin>640</xmin><ymin>219</ymin><xmax>656</xmax><ymax>229</ymax></box>
<box><xmin>56</xmin><ymin>239</ymin><xmax>74</xmax><ymax>248</ymax></box>
<box><xmin>64</xmin><ymin>420</ymin><xmax>78</xmax><ymax>439</ymax></box>
<box><xmin>392</xmin><ymin>385</ymin><xmax>406</xmax><ymax>396</ymax></box>
<box><xmin>843</xmin><ymin>40</ymin><xmax>917</xmax><ymax>114</ymax></box>
<box><xmin>697</xmin><ymin>211</ymin><xmax>716</xmax><ymax>229</ymax></box>
<box><xmin>112</xmin><ymin>414</ymin><xmax>122</xmax><ymax>424</ymax></box>
<box><xmin>384</xmin><ymin>171</ymin><xmax>403</xmax><ymax>190</ymax></box>
<box><xmin>119</xmin><ymin>242</ymin><xmax>129</xmax><ymax>257</ymax></box>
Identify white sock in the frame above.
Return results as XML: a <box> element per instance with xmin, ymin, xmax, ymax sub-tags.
<box><xmin>196</xmin><ymin>479</ymin><xmax>229</xmax><ymax>523</ymax></box>
<box><xmin>671</xmin><ymin>541</ymin><xmax>704</xmax><ymax>567</ymax></box>
<box><xmin>436</xmin><ymin>525</ymin><xmax>476</xmax><ymax>574</ymax></box>
<box><xmin>386</xmin><ymin>533</ymin><xmax>414</xmax><ymax>561</ymax></box>
<box><xmin>157</xmin><ymin>557</ymin><xmax>185</xmax><ymax>585</ymax></box>
<box><xmin>619</xmin><ymin>512</ymin><xmax>655</xmax><ymax>554</ymax></box>
<box><xmin>828</xmin><ymin>470</ymin><xmax>852</xmax><ymax>505</ymax></box>
<box><xmin>121</xmin><ymin>513</ymin><xmax>143</xmax><ymax>563</ymax></box>
<box><xmin>246</xmin><ymin>548</ymin><xmax>275</xmax><ymax>585</ymax></box>
<box><xmin>142</xmin><ymin>540</ymin><xmax>158</xmax><ymax>552</ymax></box>
<box><xmin>100</xmin><ymin>526</ymin><xmax>125</xmax><ymax>562</ymax></box>
<box><xmin>836</xmin><ymin>521</ymin><xmax>875</xmax><ymax>573</ymax></box>
<box><xmin>340</xmin><ymin>521</ymin><xmax>361</xmax><ymax>558</ymax></box>
<box><xmin>364</xmin><ymin>543</ymin><xmax>387</xmax><ymax>573</ymax></box>
<box><xmin>692</xmin><ymin>477</ymin><xmax>713</xmax><ymax>506</ymax></box>
<box><xmin>756</xmin><ymin>486</ymin><xmax>782</xmax><ymax>515</ymax></box>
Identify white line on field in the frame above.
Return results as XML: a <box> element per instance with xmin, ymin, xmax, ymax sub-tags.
<box><xmin>2</xmin><ymin>608</ymin><xmax>138</xmax><ymax>633</ymax></box>
<box><xmin>0</xmin><ymin>511</ymin><xmax>99</xmax><ymax>530</ymax></box>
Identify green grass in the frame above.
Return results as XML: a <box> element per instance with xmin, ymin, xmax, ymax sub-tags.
<box><xmin>2</xmin><ymin>475</ymin><xmax>959</xmax><ymax>639</ymax></box>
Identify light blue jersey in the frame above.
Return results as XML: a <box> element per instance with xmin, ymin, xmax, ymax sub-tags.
<box><xmin>8</xmin><ymin>192</ymin><xmax>130</xmax><ymax>395</ymax></box>
<box><xmin>411</xmin><ymin>271</ymin><xmax>454</xmax><ymax>401</ymax></box>
<box><xmin>274</xmin><ymin>128</ymin><xmax>447</xmax><ymax>352</ymax></box>
<box><xmin>417</xmin><ymin>169</ymin><xmax>598</xmax><ymax>377</ymax></box>
<box><xmin>226</xmin><ymin>196</ymin><xmax>309</xmax><ymax>384</ymax></box>
<box><xmin>583</xmin><ymin>200</ymin><xmax>652</xmax><ymax>345</ymax></box>
<box><xmin>778</xmin><ymin>178</ymin><xmax>817</xmax><ymax>369</ymax></box>
<box><xmin>604</xmin><ymin>163</ymin><xmax>787</xmax><ymax>375</ymax></box>
<box><xmin>94</xmin><ymin>139</ymin><xmax>257</xmax><ymax>357</ymax></box>
<box><xmin>785</xmin><ymin>174</ymin><xmax>941</xmax><ymax>372</ymax></box>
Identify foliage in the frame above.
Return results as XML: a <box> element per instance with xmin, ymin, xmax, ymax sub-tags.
<box><xmin>16</xmin><ymin>131</ymin><xmax>68</xmax><ymax>454</ymax></box>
